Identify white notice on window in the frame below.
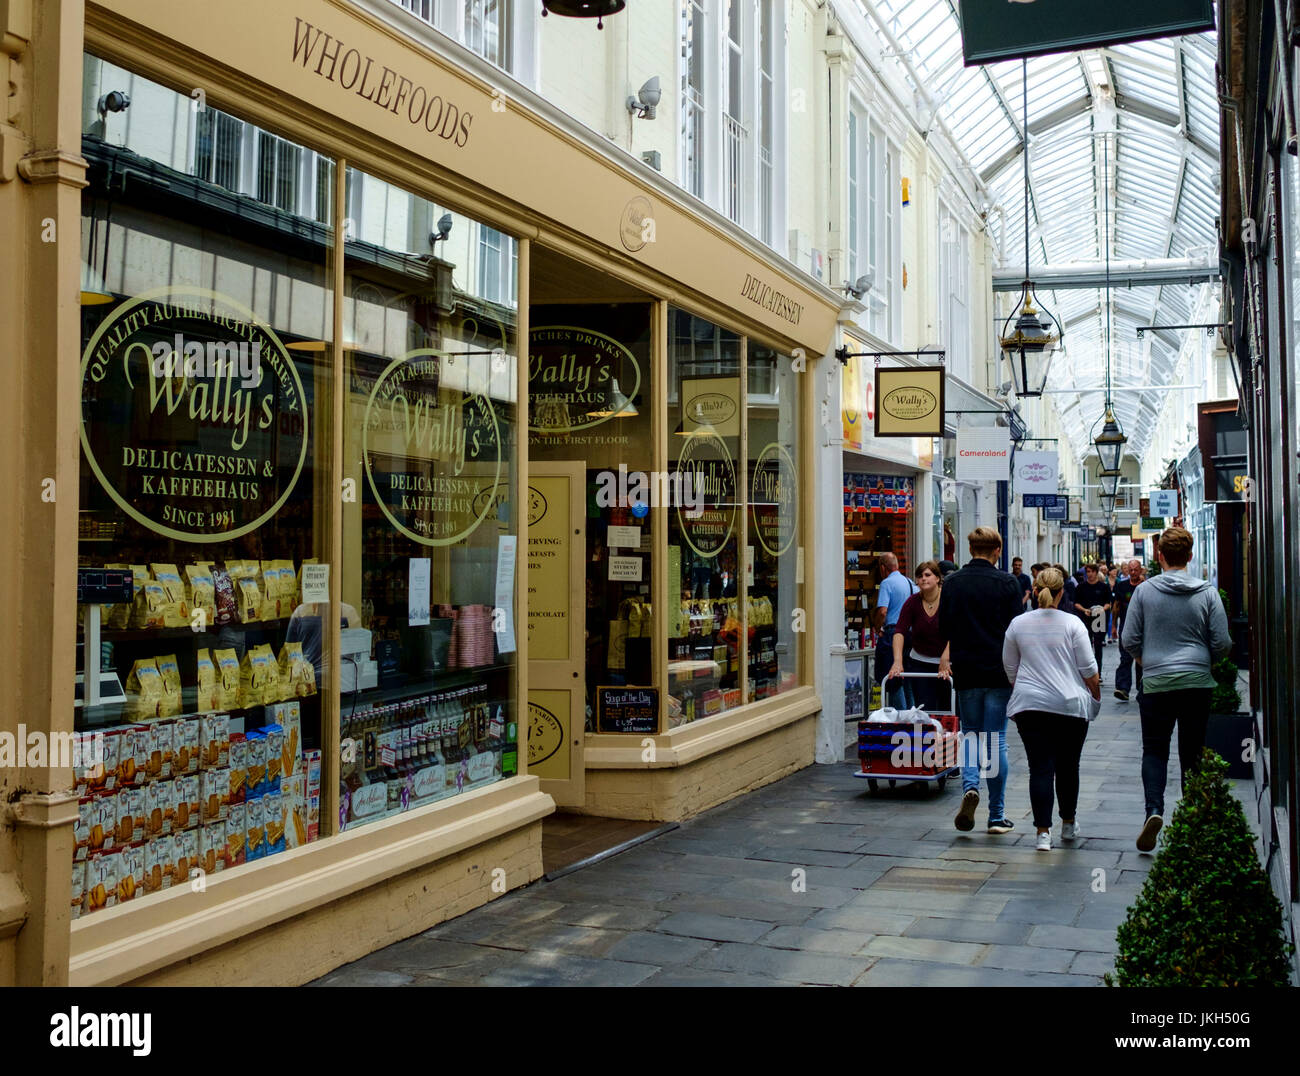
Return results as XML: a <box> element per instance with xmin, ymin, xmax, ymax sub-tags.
<box><xmin>494</xmin><ymin>535</ymin><xmax>517</xmax><ymax>654</ymax></box>
<box><xmin>408</xmin><ymin>558</ymin><xmax>431</xmax><ymax>626</ymax></box>
<box><xmin>609</xmin><ymin>555</ymin><xmax>644</xmax><ymax>582</ymax></box>
<box><xmin>797</xmin><ymin>546</ymin><xmax>805</xmax><ymax>585</ymax></box>
<box><xmin>607</xmin><ymin>525</ymin><xmax>641</xmax><ymax>549</ymax></box>
<box><xmin>301</xmin><ymin>563</ymin><xmax>330</xmax><ymax>605</ymax></box>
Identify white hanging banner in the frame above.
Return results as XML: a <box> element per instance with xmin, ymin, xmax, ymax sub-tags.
<box><xmin>1015</xmin><ymin>450</ymin><xmax>1058</xmax><ymax>495</ymax></box>
<box><xmin>955</xmin><ymin>427</ymin><xmax>1011</xmax><ymax>481</ymax></box>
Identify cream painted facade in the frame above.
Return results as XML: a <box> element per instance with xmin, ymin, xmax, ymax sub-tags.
<box><xmin>1</xmin><ymin>0</ymin><xmax>1073</xmax><ymax>987</ymax></box>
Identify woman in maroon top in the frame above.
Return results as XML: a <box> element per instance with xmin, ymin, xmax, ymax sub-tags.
<box><xmin>886</xmin><ymin>561</ymin><xmax>952</xmax><ymax>712</ymax></box>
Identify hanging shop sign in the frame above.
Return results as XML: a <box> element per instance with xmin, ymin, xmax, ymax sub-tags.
<box><xmin>681</xmin><ymin>377</ymin><xmax>742</xmax><ymax>439</ymax></box>
<box><xmin>751</xmin><ymin>443</ymin><xmax>799</xmax><ymax>557</ymax></box>
<box><xmin>955</xmin><ymin>426</ymin><xmax>1010</xmax><ymax>481</ymax></box>
<box><xmin>1140</xmin><ymin>517</ymin><xmax>1166</xmax><ymax>533</ymax></box>
<box><xmin>1150</xmin><ymin>489</ymin><xmax>1180</xmax><ymax>517</ymax></box>
<box><xmin>527</xmin><ymin>326</ymin><xmax>641</xmax><ymax>435</ymax></box>
<box><xmin>79</xmin><ymin>286</ymin><xmax>309</xmax><ymax>543</ymax></box>
<box><xmin>1043</xmin><ymin>498</ymin><xmax>1068</xmax><ymax>521</ymax></box>
<box><xmin>875</xmin><ymin>366</ymin><xmax>945</xmax><ymax>438</ymax></box>
<box><xmin>363</xmin><ymin>349</ymin><xmax>503</xmax><ymax>546</ymax></box>
<box><xmin>958</xmin><ymin>0</ymin><xmax>1214</xmax><ymax>65</ymax></box>
<box><xmin>1015</xmin><ymin>451</ymin><xmax>1058</xmax><ymax>496</ymax></box>
<box><xmin>675</xmin><ymin>429</ymin><xmax>737</xmax><ymax>559</ymax></box>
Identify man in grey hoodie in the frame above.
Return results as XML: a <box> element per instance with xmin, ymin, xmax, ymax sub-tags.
<box><xmin>1121</xmin><ymin>526</ymin><xmax>1231</xmax><ymax>852</ymax></box>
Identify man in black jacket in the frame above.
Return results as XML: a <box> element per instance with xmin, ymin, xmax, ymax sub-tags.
<box><xmin>938</xmin><ymin>526</ymin><xmax>1024</xmax><ymax>834</ymax></box>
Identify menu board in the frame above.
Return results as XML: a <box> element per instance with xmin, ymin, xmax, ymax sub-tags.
<box><xmin>596</xmin><ymin>686</ymin><xmax>659</xmax><ymax>734</ymax></box>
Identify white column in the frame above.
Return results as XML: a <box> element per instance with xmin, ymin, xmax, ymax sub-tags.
<box><xmin>814</xmin><ymin>341</ymin><xmax>847</xmax><ymax>764</ymax></box>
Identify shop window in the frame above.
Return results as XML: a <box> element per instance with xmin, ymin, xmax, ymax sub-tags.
<box><xmin>667</xmin><ymin>309</ymin><xmax>745</xmax><ymax>723</ymax></box>
<box><xmin>527</xmin><ymin>305</ymin><xmax>655</xmax><ymax>728</ymax></box>
<box><xmin>938</xmin><ymin>201</ymin><xmax>971</xmax><ymax>382</ymax></box>
<box><xmin>341</xmin><ymin>168</ymin><xmax>520</xmax><ymax>830</ymax></box>
<box><xmin>76</xmin><ymin>58</ymin><xmax>336</xmax><ymax>915</ymax></box>
<box><xmin>747</xmin><ymin>346</ymin><xmax>802</xmax><ymax>700</ymax></box>
<box><xmin>680</xmin><ymin>0</ymin><xmax>707</xmax><ymax>200</ymax></box>
<box><xmin>391</xmin><ymin>0</ymin><xmax>521</xmax><ymax>78</ymax></box>
<box><xmin>477</xmin><ymin>224</ymin><xmax>517</xmax><ymax>307</ymax></box>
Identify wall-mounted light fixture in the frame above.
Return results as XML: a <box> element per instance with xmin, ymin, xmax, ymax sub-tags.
<box><xmin>627</xmin><ymin>77</ymin><xmax>662</xmax><ymax>120</ymax></box>
<box><xmin>429</xmin><ymin>212</ymin><xmax>453</xmax><ymax>247</ymax></box>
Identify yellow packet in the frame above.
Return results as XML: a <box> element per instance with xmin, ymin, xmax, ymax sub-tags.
<box><xmin>125</xmin><ymin>659</ymin><xmax>164</xmax><ymax>718</ymax></box>
<box><xmin>279</xmin><ymin>641</ymin><xmax>317</xmax><ymax>697</ymax></box>
<box><xmin>213</xmin><ymin>648</ymin><xmax>240</xmax><ymax>710</ymax></box>
<box><xmin>237</xmin><ymin>645</ymin><xmax>274</xmax><ymax>708</ymax></box>
<box><xmin>185</xmin><ymin>564</ymin><xmax>216</xmax><ymax>630</ymax></box>
<box><xmin>196</xmin><ymin>649</ymin><xmax>220</xmax><ymax>711</ymax></box>
<box><xmin>155</xmin><ymin>653</ymin><xmax>183</xmax><ymax>716</ymax></box>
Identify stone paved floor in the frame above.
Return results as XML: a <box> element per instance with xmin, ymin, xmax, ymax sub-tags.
<box><xmin>312</xmin><ymin>654</ymin><xmax>1247</xmax><ymax>987</ymax></box>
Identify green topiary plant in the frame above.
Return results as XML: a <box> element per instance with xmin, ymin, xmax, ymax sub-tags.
<box><xmin>1211</xmin><ymin>655</ymin><xmax>1241</xmax><ymax>714</ymax></box>
<box><xmin>1107</xmin><ymin>751</ymin><xmax>1292</xmax><ymax>986</ymax></box>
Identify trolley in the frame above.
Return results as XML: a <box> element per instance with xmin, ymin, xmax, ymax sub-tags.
<box><xmin>853</xmin><ymin>671</ymin><xmax>960</xmax><ymax>793</ymax></box>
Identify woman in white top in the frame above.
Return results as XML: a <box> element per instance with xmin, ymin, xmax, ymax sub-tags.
<box><xmin>1002</xmin><ymin>567</ymin><xmax>1102</xmax><ymax>851</ymax></box>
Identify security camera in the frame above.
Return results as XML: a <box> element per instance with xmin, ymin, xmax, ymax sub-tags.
<box><xmin>628</xmin><ymin>76</ymin><xmax>662</xmax><ymax>119</ymax></box>
<box><xmin>429</xmin><ymin>212</ymin><xmax>453</xmax><ymax>246</ymax></box>
<box><xmin>97</xmin><ymin>90</ymin><xmax>131</xmax><ymax>119</ymax></box>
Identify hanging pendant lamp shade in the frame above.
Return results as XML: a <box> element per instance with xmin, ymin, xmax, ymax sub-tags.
<box><xmin>1093</xmin><ymin>408</ymin><xmax>1127</xmax><ymax>476</ymax></box>
<box><xmin>588</xmin><ymin>378</ymin><xmax>638</xmax><ymax>418</ymax></box>
<box><xmin>1097</xmin><ymin>468</ymin><xmax>1120</xmax><ymax>499</ymax></box>
<box><xmin>541</xmin><ymin>1</ymin><xmax>625</xmax><ymax>29</ymax></box>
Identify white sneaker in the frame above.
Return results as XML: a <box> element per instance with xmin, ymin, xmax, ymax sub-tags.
<box><xmin>1036</xmin><ymin>831</ymin><xmax>1052</xmax><ymax>851</ymax></box>
<box><xmin>1061</xmin><ymin>822</ymin><xmax>1079</xmax><ymax>841</ymax></box>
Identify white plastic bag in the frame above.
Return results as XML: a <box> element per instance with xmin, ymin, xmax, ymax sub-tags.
<box><xmin>898</xmin><ymin>705</ymin><xmax>942</xmax><ymax>730</ymax></box>
<box><xmin>866</xmin><ymin>706</ymin><xmax>900</xmax><ymax>723</ymax></box>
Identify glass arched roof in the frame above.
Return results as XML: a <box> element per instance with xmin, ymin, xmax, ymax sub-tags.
<box><xmin>863</xmin><ymin>1</ymin><xmax>1222</xmax><ymax>461</ymax></box>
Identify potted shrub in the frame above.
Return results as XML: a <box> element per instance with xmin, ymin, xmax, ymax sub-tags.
<box><xmin>1205</xmin><ymin>591</ymin><xmax>1252</xmax><ymax>779</ymax></box>
<box><xmin>1108</xmin><ymin>751</ymin><xmax>1292</xmax><ymax>986</ymax></box>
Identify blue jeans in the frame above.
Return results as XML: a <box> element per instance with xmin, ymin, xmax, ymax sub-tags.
<box><xmin>956</xmin><ymin>687</ymin><xmax>1011</xmax><ymax>822</ymax></box>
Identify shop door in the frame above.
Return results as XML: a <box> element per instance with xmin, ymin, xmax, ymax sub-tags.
<box><xmin>526</xmin><ymin>463</ymin><xmax>586</xmax><ymax>807</ymax></box>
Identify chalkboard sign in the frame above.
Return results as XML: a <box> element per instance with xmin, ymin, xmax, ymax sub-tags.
<box><xmin>597</xmin><ymin>686</ymin><xmax>659</xmax><ymax>734</ymax></box>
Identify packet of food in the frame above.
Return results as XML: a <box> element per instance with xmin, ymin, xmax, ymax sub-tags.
<box><xmin>75</xmin><ymin>796</ymin><xmax>96</xmax><ymax>862</ymax></box>
<box><xmin>200</xmin><ymin>711</ymin><xmax>230</xmax><ymax>770</ymax></box>
<box><xmin>263</xmin><ymin>724</ymin><xmax>284</xmax><ymax>791</ymax></box>
<box><xmin>306</xmin><ymin>789</ymin><xmax>320</xmax><ymax>843</ymax></box>
<box><xmin>213</xmin><ymin>648</ymin><xmax>240</xmax><ymax>710</ymax></box>
<box><xmin>86</xmin><ymin>728</ymin><xmax>121</xmax><ymax>794</ymax></box>
<box><xmin>259</xmin><ymin>561</ymin><xmax>281</xmax><ymax>621</ymax></box>
<box><xmin>145</xmin><ymin>779</ymin><xmax>170</xmax><ymax>837</ymax></box>
<box><xmin>155</xmin><ymin>653</ymin><xmax>183</xmax><ymax>717</ymax></box>
<box><xmin>146</xmin><ymin>720</ymin><xmax>173</xmax><ymax>781</ymax></box>
<box><xmin>199</xmin><ymin>821</ymin><xmax>226</xmax><ymax>875</ymax></box>
<box><xmin>125</xmin><ymin>786</ymin><xmax>147</xmax><ymax>843</ymax></box>
<box><xmin>144</xmin><ymin>833</ymin><xmax>172</xmax><ymax>893</ymax></box>
<box><xmin>235</xmin><ymin>573</ymin><xmax>261</xmax><ymax>624</ymax></box>
<box><xmin>227</xmin><ymin>801</ymin><xmax>247</xmax><ymax>866</ymax></box>
<box><xmin>244</xmin><ymin>732</ymin><xmax>267</xmax><ymax>799</ymax></box>
<box><xmin>112</xmin><ymin>724</ymin><xmax>146</xmax><ymax>787</ymax></box>
<box><xmin>195</xmin><ymin>649</ymin><xmax>220</xmax><ymax>711</ymax></box>
<box><xmin>174</xmin><ymin>828</ymin><xmax>198</xmax><ymax>888</ymax></box>
<box><xmin>237</xmin><ymin>646</ymin><xmax>273</xmax><ymax>708</ymax></box>
<box><xmin>118</xmin><ymin>842</ymin><xmax>145</xmax><ymax>904</ymax></box>
<box><xmin>124</xmin><ymin>659</ymin><xmax>165</xmax><ymax>720</ymax></box>
<box><xmin>173</xmin><ymin>716</ymin><xmax>200</xmax><ymax>775</ymax></box>
<box><xmin>212</xmin><ymin>566</ymin><xmax>237</xmax><ymax>626</ymax></box>
<box><xmin>263</xmin><ymin>790</ymin><xmax>286</xmax><ymax>856</ymax></box>
<box><xmin>85</xmin><ymin>849</ymin><xmax>121</xmax><ymax>913</ymax></box>
<box><xmin>200</xmin><ymin>766</ymin><xmax>229</xmax><ymax>823</ymax></box>
<box><xmin>276</xmin><ymin>560</ymin><xmax>296</xmax><ymax>612</ymax></box>
<box><xmin>228</xmin><ymin>733</ymin><xmax>248</xmax><ymax>805</ymax></box>
<box><xmin>71</xmin><ymin>859</ymin><xmax>87</xmax><ymax>920</ymax></box>
<box><xmin>245</xmin><ymin>795</ymin><xmax>266</xmax><ymax>862</ymax></box>
<box><xmin>269</xmin><ymin>701</ymin><xmax>301</xmax><ymax>777</ymax></box>
<box><xmin>93</xmin><ymin>795</ymin><xmax>118</xmax><ymax>852</ymax></box>
<box><xmin>282</xmin><ymin>774</ymin><xmax>307</xmax><ymax>849</ymax></box>
<box><xmin>130</xmin><ymin>577</ymin><xmax>169</xmax><ymax>630</ymax></box>
<box><xmin>278</xmin><ymin>642</ymin><xmax>316</xmax><ymax>700</ymax></box>
<box><xmin>150</xmin><ymin>563</ymin><xmax>189</xmax><ymax>627</ymax></box>
<box><xmin>174</xmin><ymin>773</ymin><xmax>200</xmax><ymax>831</ymax></box>
<box><xmin>184</xmin><ymin>563</ymin><xmax>216</xmax><ymax>629</ymax></box>
<box><xmin>112</xmin><ymin>786</ymin><xmax>136</xmax><ymax>845</ymax></box>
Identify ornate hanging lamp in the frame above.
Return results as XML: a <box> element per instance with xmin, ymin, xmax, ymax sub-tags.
<box><xmin>541</xmin><ymin>1</ymin><xmax>625</xmax><ymax>29</ymax></box>
<box><xmin>1000</xmin><ymin>60</ymin><xmax>1062</xmax><ymax>398</ymax></box>
<box><xmin>1091</xmin><ymin>131</ymin><xmax>1128</xmax><ymax>478</ymax></box>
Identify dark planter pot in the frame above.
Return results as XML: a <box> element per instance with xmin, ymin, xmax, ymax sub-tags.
<box><xmin>1205</xmin><ymin>711</ymin><xmax>1253</xmax><ymax>780</ymax></box>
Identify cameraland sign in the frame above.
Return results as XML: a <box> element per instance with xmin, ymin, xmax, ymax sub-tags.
<box><xmin>874</xmin><ymin>365</ymin><xmax>945</xmax><ymax>437</ymax></box>
<box><xmin>79</xmin><ymin>287</ymin><xmax>309</xmax><ymax>543</ymax></box>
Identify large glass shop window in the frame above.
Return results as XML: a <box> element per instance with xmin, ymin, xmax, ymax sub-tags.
<box><xmin>666</xmin><ymin>309</ymin><xmax>745</xmax><ymax>724</ymax></box>
<box><xmin>341</xmin><ymin>168</ymin><xmax>519</xmax><ymax>831</ymax></box>
<box><xmin>747</xmin><ymin>345</ymin><xmax>802</xmax><ymax>700</ymax></box>
<box><xmin>527</xmin><ymin>304</ymin><xmax>653</xmax><ymax>731</ymax></box>
<box><xmin>75</xmin><ymin>57</ymin><xmax>334</xmax><ymax>917</ymax></box>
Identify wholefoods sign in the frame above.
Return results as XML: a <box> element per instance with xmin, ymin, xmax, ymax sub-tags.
<box><xmin>874</xmin><ymin>365</ymin><xmax>945</xmax><ymax>437</ymax></box>
<box><xmin>363</xmin><ymin>350</ymin><xmax>503</xmax><ymax>546</ymax></box>
<box><xmin>79</xmin><ymin>287</ymin><xmax>308</xmax><ymax>543</ymax></box>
